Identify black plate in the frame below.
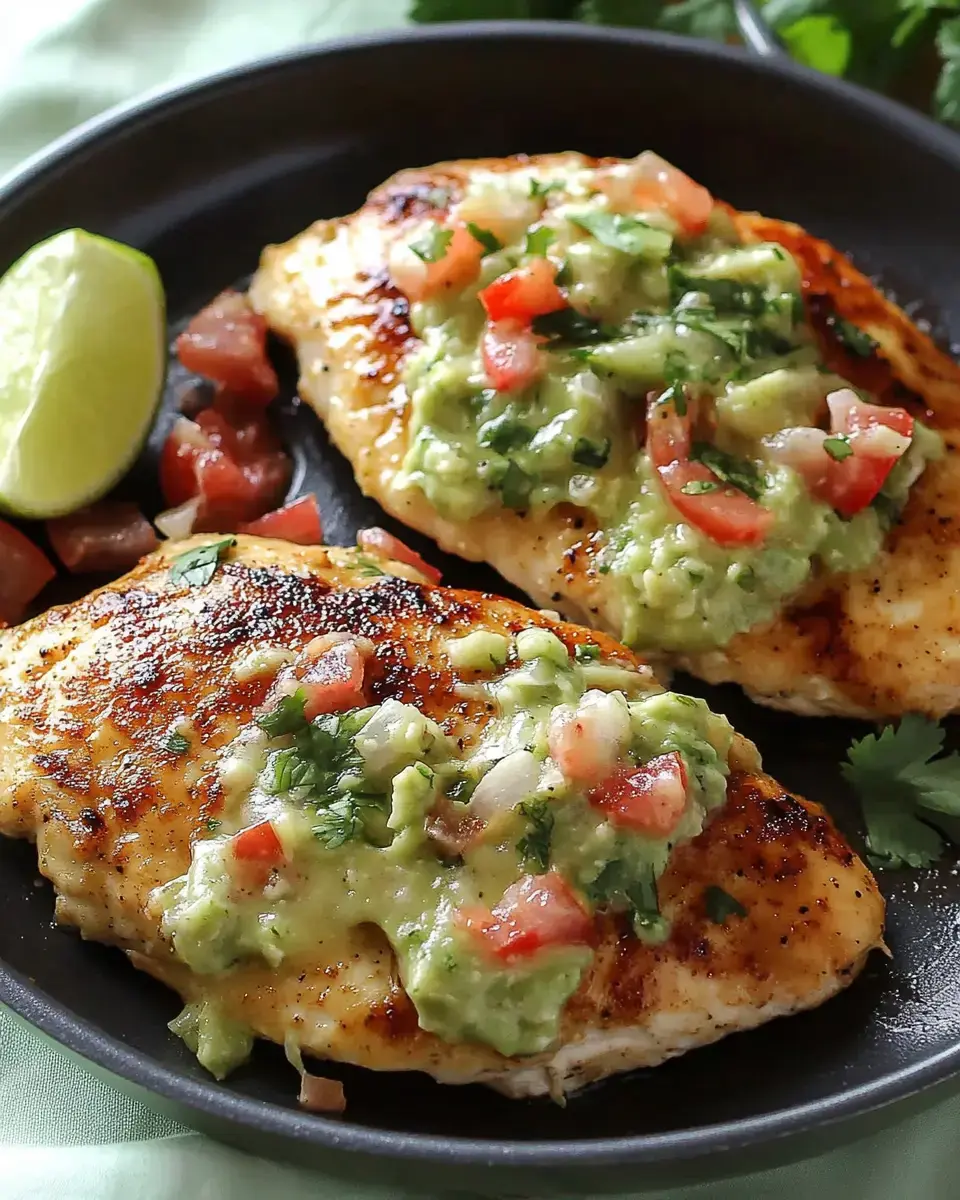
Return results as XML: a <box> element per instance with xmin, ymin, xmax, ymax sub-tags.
<box><xmin>2</xmin><ymin>22</ymin><xmax>960</xmax><ymax>1196</ymax></box>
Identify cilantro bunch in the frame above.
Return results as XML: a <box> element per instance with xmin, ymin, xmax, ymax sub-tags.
<box><xmin>410</xmin><ymin>1</ymin><xmax>960</xmax><ymax>127</ymax></box>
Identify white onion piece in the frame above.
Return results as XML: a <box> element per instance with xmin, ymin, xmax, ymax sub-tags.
<box><xmin>451</xmin><ymin>188</ymin><xmax>539</xmax><ymax>244</ymax></box>
<box><xmin>388</xmin><ymin>238</ymin><xmax>429</xmax><ymax>301</ymax></box>
<box><xmin>763</xmin><ymin>427</ymin><xmax>830</xmax><ymax>486</ymax></box>
<box><xmin>548</xmin><ymin>690</ymin><xmax>631</xmax><ymax>785</ymax></box>
<box><xmin>826</xmin><ymin>388</ymin><xmax>859</xmax><ymax>431</ymax></box>
<box><xmin>169</xmin><ymin>415</ymin><xmax>211</xmax><ymax>449</ymax></box>
<box><xmin>304</xmin><ymin>631</ymin><xmax>355</xmax><ymax>660</ymax></box>
<box><xmin>154</xmin><ymin>498</ymin><xmax>200</xmax><ymax>540</ymax></box>
<box><xmin>856</xmin><ymin>423</ymin><xmax>912</xmax><ymax>459</ymax></box>
<box><xmin>469</xmin><ymin>750</ymin><xmax>540</xmax><ymax>822</ymax></box>
<box><xmin>298</xmin><ymin>1071</ymin><xmax>346</xmax><ymax>1114</ymax></box>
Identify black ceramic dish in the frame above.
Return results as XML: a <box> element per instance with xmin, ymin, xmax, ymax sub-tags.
<box><xmin>2</xmin><ymin>21</ymin><xmax>960</xmax><ymax>1197</ymax></box>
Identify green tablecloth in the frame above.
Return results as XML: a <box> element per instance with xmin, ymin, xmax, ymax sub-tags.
<box><xmin>1</xmin><ymin>3</ymin><xmax>957</xmax><ymax>1196</ymax></box>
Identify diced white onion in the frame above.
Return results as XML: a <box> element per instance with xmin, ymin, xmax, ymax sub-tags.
<box><xmin>155</xmin><ymin>498</ymin><xmax>200</xmax><ymax>540</ymax></box>
<box><xmin>298</xmin><ymin>1071</ymin><xmax>346</xmax><ymax>1114</ymax></box>
<box><xmin>469</xmin><ymin>749</ymin><xmax>540</xmax><ymax>822</ymax></box>
<box><xmin>857</xmin><ymin>424</ymin><xmax>911</xmax><ymax>460</ymax></box>
<box><xmin>826</xmin><ymin>388</ymin><xmax>859</xmax><ymax>431</ymax></box>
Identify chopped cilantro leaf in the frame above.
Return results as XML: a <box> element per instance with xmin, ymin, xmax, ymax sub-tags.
<box><xmin>355</xmin><ymin>555</ymin><xmax>386</xmax><ymax>577</ymax></box>
<box><xmin>169</xmin><ymin>538</ymin><xmax>236</xmax><ymax>588</ymax></box>
<box><xmin>466</xmin><ymin>223</ymin><xmax>502</xmax><ymax>255</ymax></box>
<box><xmin>257</xmin><ymin>691</ymin><xmax>309</xmax><ymax>738</ymax></box>
<box><xmin>525</xmin><ymin>226</ymin><xmax>556</xmax><ymax>256</ymax></box>
<box><xmin>588</xmin><ymin>859</ymin><xmax>666</xmax><ymax>940</ymax></box>
<box><xmin>313</xmin><ymin>797</ymin><xmax>365</xmax><ymax>849</ymax></box>
<box><xmin>163</xmin><ymin>732</ymin><xmax>190</xmax><ymax>755</ymax></box>
<box><xmin>498</xmin><ymin>460</ymin><xmax>535</xmax><ymax>510</ymax></box>
<box><xmin>532</xmin><ymin>308</ymin><xmax>617</xmax><ymax>347</ymax></box>
<box><xmin>704</xmin><ymin>885</ymin><xmax>747</xmax><ymax>924</ymax></box>
<box><xmin>669</xmin><ymin>266</ymin><xmax>767</xmax><ymax>316</ymax></box>
<box><xmin>409</xmin><ymin>226</ymin><xmax>453</xmax><ymax>264</ymax></box>
<box><xmin>823</xmin><ymin>434</ymin><xmax>854</xmax><ymax>461</ymax></box>
<box><xmin>205</xmin><ymin>818</ymin><xmax>221</xmax><ymax>832</ymax></box>
<box><xmin>681</xmin><ymin>479</ymin><xmax>720</xmax><ymax>496</ymax></box>
<box><xmin>574</xmin><ymin>642</ymin><xmax>601</xmax><ymax>662</ymax></box>
<box><xmin>571</xmin><ymin>210</ymin><xmax>673</xmax><ymax>259</ymax></box>
<box><xmin>691</xmin><ymin>443</ymin><xmax>766</xmax><ymax>500</ymax></box>
<box><xmin>478</xmin><ymin>413</ymin><xmax>533</xmax><ymax>454</ymax></box>
<box><xmin>572</xmin><ymin>436</ymin><xmax>611</xmax><ymax>469</ymax></box>
<box><xmin>830</xmin><ymin>315</ymin><xmax>878</xmax><ymax>358</ymax></box>
<box><xmin>516</xmin><ymin>797</ymin><xmax>554</xmax><ymax>871</ymax></box>
<box><xmin>530</xmin><ymin>177</ymin><xmax>564</xmax><ymax>198</ymax></box>
<box><xmin>842</xmin><ymin>714</ymin><xmax>960</xmax><ymax>867</ymax></box>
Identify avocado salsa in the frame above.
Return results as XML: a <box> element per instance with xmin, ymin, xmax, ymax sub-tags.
<box><xmin>396</xmin><ymin>157</ymin><xmax>941</xmax><ymax>652</ymax></box>
<box><xmin>156</xmin><ymin>626</ymin><xmax>734</xmax><ymax>1075</ymax></box>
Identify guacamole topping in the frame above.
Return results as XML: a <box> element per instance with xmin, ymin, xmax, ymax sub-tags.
<box><xmin>394</xmin><ymin>154</ymin><xmax>942</xmax><ymax>652</ymax></box>
<box><xmin>157</xmin><ymin>628</ymin><xmax>734</xmax><ymax>1071</ymax></box>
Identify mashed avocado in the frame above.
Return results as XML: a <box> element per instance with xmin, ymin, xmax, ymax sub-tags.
<box><xmin>395</xmin><ymin>160</ymin><xmax>941</xmax><ymax>652</ymax></box>
<box><xmin>157</xmin><ymin>634</ymin><xmax>733</xmax><ymax>1068</ymax></box>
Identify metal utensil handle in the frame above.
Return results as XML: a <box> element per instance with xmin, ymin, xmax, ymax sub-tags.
<box><xmin>733</xmin><ymin>0</ymin><xmax>784</xmax><ymax>58</ymax></box>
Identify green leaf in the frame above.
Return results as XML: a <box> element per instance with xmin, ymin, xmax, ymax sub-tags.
<box><xmin>691</xmin><ymin>443</ymin><xmax>766</xmax><ymax>500</ymax></box>
<box><xmin>256</xmin><ymin>691</ymin><xmax>309</xmax><ymax>738</ymax></box>
<box><xmin>681</xmin><ymin>479</ymin><xmax>721</xmax><ymax>495</ymax></box>
<box><xmin>579</xmin><ymin>0</ymin><xmax>662</xmax><ymax>24</ymax></box>
<box><xmin>937</xmin><ymin>17</ymin><xmax>960</xmax><ymax>124</ymax></box>
<box><xmin>823</xmin><ymin>434</ymin><xmax>854</xmax><ymax>461</ymax></box>
<box><xmin>516</xmin><ymin>797</ymin><xmax>555</xmax><ymax>871</ymax></box>
<box><xmin>169</xmin><ymin>538</ymin><xmax>236</xmax><ymax>588</ymax></box>
<box><xmin>574</xmin><ymin>642</ymin><xmax>601</xmax><ymax>661</ymax></box>
<box><xmin>572</xmin><ymin>436</ymin><xmax>611</xmax><ymax>468</ymax></box>
<box><xmin>531</xmin><ymin>308</ymin><xmax>618</xmax><ymax>347</ymax></box>
<box><xmin>780</xmin><ymin>14</ymin><xmax>852</xmax><ymax>74</ymax></box>
<box><xmin>669</xmin><ymin>266</ymin><xmax>767</xmax><ymax>316</ymax></box>
<box><xmin>163</xmin><ymin>732</ymin><xmax>190</xmax><ymax>755</ymax></box>
<box><xmin>830</xmin><ymin>314</ymin><xmax>879</xmax><ymax>357</ymax></box>
<box><xmin>657</xmin><ymin>0</ymin><xmax>738</xmax><ymax>40</ymax></box>
<box><xmin>704</xmin><ymin>885</ymin><xmax>748</xmax><ymax>924</ymax></box>
<box><xmin>498</xmin><ymin>460</ymin><xmax>535</xmax><ymax>510</ymax></box>
<box><xmin>410</xmin><ymin>227</ymin><xmax>453</xmax><ymax>264</ymax></box>
<box><xmin>530</xmin><ymin>179</ymin><xmax>564</xmax><ymax>198</ymax></box>
<box><xmin>313</xmin><ymin>797</ymin><xmax>365</xmax><ymax>849</ymax></box>
<box><xmin>466</xmin><ymin>223</ymin><xmax>502</xmax><ymax>255</ymax></box>
<box><xmin>571</xmin><ymin>210</ymin><xmax>673</xmax><ymax>258</ymax></box>
<box><xmin>842</xmin><ymin>714</ymin><xmax>960</xmax><ymax>867</ymax></box>
<box><xmin>525</xmin><ymin>226</ymin><xmax>556</xmax><ymax>256</ymax></box>
<box><xmin>478</xmin><ymin>413</ymin><xmax>534</xmax><ymax>454</ymax></box>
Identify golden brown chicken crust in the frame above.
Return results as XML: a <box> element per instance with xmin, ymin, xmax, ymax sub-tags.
<box><xmin>0</xmin><ymin>537</ymin><xmax>883</xmax><ymax>1096</ymax></box>
<box><xmin>251</xmin><ymin>153</ymin><xmax>960</xmax><ymax>718</ymax></box>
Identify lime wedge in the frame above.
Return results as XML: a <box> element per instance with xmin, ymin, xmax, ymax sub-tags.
<box><xmin>0</xmin><ymin>228</ymin><xmax>166</xmax><ymax>519</ymax></box>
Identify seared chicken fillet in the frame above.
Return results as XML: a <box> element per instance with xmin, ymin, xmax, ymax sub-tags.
<box><xmin>0</xmin><ymin>537</ymin><xmax>883</xmax><ymax>1097</ymax></box>
<box><xmin>251</xmin><ymin>153</ymin><xmax>960</xmax><ymax>719</ymax></box>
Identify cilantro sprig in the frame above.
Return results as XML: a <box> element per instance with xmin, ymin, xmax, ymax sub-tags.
<box><xmin>842</xmin><ymin>715</ymin><xmax>960</xmax><ymax>868</ymax></box>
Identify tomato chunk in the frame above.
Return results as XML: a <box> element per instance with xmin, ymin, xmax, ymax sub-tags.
<box><xmin>300</xmin><ymin>639</ymin><xmax>367</xmax><ymax>720</ymax></box>
<box><xmin>588</xmin><ymin>752</ymin><xmax>688</xmax><ymax>837</ymax></box>
<box><xmin>356</xmin><ymin>526</ymin><xmax>442</xmax><ymax>584</ymax></box>
<box><xmin>0</xmin><ymin>520</ymin><xmax>56</xmax><ymax>625</ymax></box>
<box><xmin>479</xmin><ymin>258</ymin><xmax>566</xmax><ymax>323</ymax></box>
<box><xmin>176</xmin><ymin>290</ymin><xmax>278</xmax><ymax>405</ymax></box>
<box><xmin>240</xmin><ymin>495</ymin><xmax>324</xmax><ymax>545</ymax></box>
<box><xmin>233</xmin><ymin>820</ymin><xmax>285</xmax><ymax>864</ymax></box>
<box><xmin>46</xmin><ymin>502</ymin><xmax>158</xmax><ymax>574</ymax></box>
<box><xmin>647</xmin><ymin>396</ymin><xmax>772</xmax><ymax>547</ymax></box>
<box><xmin>481</xmin><ymin>320</ymin><xmax>543</xmax><ymax>392</ymax></box>
<box><xmin>390</xmin><ymin>223</ymin><xmax>484</xmax><ymax>302</ymax></box>
<box><xmin>632</xmin><ymin>152</ymin><xmax>714</xmax><ymax>235</ymax></box>
<box><xmin>459</xmin><ymin>873</ymin><xmax>593</xmax><ymax>961</ymax></box>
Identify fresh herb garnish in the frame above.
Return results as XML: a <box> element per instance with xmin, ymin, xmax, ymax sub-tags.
<box><xmin>525</xmin><ymin>226</ymin><xmax>556</xmax><ymax>256</ymax></box>
<box><xmin>409</xmin><ymin>226</ymin><xmax>453</xmax><ymax>264</ymax></box>
<box><xmin>823</xmin><ymin>433</ymin><xmax>854</xmax><ymax>461</ymax></box>
<box><xmin>588</xmin><ymin>859</ymin><xmax>666</xmax><ymax>940</ymax></box>
<box><xmin>830</xmin><ymin>315</ymin><xmax>879</xmax><ymax>358</ymax></box>
<box><xmin>466</xmin><ymin>223</ymin><xmax>502</xmax><ymax>255</ymax></box>
<box><xmin>478</xmin><ymin>413</ymin><xmax>534</xmax><ymax>454</ymax></box>
<box><xmin>570</xmin><ymin>210</ymin><xmax>673</xmax><ymax>258</ymax></box>
<box><xmin>532</xmin><ymin>308</ymin><xmax>617</xmax><ymax>348</ymax></box>
<box><xmin>205</xmin><ymin>818</ymin><xmax>221</xmax><ymax>832</ymax></box>
<box><xmin>355</xmin><ymin>555</ymin><xmax>386</xmax><ymax>577</ymax></box>
<box><xmin>669</xmin><ymin>266</ymin><xmax>767</xmax><ymax>316</ymax></box>
<box><xmin>572</xmin><ymin>436</ymin><xmax>611</xmax><ymax>469</ymax></box>
<box><xmin>169</xmin><ymin>538</ymin><xmax>236</xmax><ymax>588</ymax></box>
<box><xmin>498</xmin><ymin>460</ymin><xmax>535</xmax><ymax>510</ymax></box>
<box><xmin>516</xmin><ymin>797</ymin><xmax>554</xmax><ymax>872</ymax></box>
<box><xmin>574</xmin><ymin>642</ymin><xmax>601</xmax><ymax>662</ymax></box>
<box><xmin>681</xmin><ymin>479</ymin><xmax>721</xmax><ymax>496</ymax></box>
<box><xmin>842</xmin><ymin>714</ymin><xmax>960</xmax><ymax>867</ymax></box>
<box><xmin>163</xmin><ymin>732</ymin><xmax>190</xmax><ymax>755</ymax></box>
<box><xmin>704</xmin><ymin>885</ymin><xmax>748</xmax><ymax>924</ymax></box>
<box><xmin>313</xmin><ymin>796</ymin><xmax>367</xmax><ymax>849</ymax></box>
<box><xmin>691</xmin><ymin>443</ymin><xmax>766</xmax><ymax>500</ymax></box>
<box><xmin>256</xmin><ymin>691</ymin><xmax>309</xmax><ymax>738</ymax></box>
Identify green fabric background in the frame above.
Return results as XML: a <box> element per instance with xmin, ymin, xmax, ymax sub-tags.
<box><xmin>1</xmin><ymin>2</ymin><xmax>958</xmax><ymax>1196</ymax></box>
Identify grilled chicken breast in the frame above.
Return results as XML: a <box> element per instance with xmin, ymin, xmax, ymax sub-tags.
<box><xmin>251</xmin><ymin>153</ymin><xmax>960</xmax><ymax>719</ymax></box>
<box><xmin>0</xmin><ymin>536</ymin><xmax>883</xmax><ymax>1097</ymax></box>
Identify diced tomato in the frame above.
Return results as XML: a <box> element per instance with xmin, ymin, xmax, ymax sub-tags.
<box><xmin>176</xmin><ymin>290</ymin><xmax>278</xmax><ymax>405</ymax></box>
<box><xmin>158</xmin><ymin>412</ymin><xmax>290</xmax><ymax>533</ymax></box>
<box><xmin>356</xmin><ymin>526</ymin><xmax>442</xmax><ymax>584</ymax></box>
<box><xmin>46</xmin><ymin>502</ymin><xmax>158</xmax><ymax>574</ymax></box>
<box><xmin>300</xmin><ymin>639</ymin><xmax>367</xmax><ymax>720</ymax></box>
<box><xmin>589</xmin><ymin>752</ymin><xmax>688</xmax><ymax>837</ymax></box>
<box><xmin>631</xmin><ymin>152</ymin><xmax>714</xmax><ymax>236</ymax></box>
<box><xmin>481</xmin><ymin>320</ymin><xmax>543</xmax><ymax>392</ymax></box>
<box><xmin>232</xmin><ymin>820</ymin><xmax>285</xmax><ymax>889</ymax></box>
<box><xmin>479</xmin><ymin>258</ymin><xmax>566</xmax><ymax>324</ymax></box>
<box><xmin>240</xmin><ymin>495</ymin><xmax>323</xmax><ymax>545</ymax></box>
<box><xmin>0</xmin><ymin>520</ymin><xmax>56</xmax><ymax>625</ymax></box>
<box><xmin>647</xmin><ymin>395</ymin><xmax>773</xmax><ymax>547</ymax></box>
<box><xmin>458</xmin><ymin>873</ymin><xmax>593</xmax><ymax>961</ymax></box>
<box><xmin>767</xmin><ymin>391</ymin><xmax>914</xmax><ymax>519</ymax></box>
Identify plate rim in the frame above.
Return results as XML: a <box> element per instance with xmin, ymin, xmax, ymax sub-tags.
<box><xmin>3</xmin><ymin>17</ymin><xmax>960</xmax><ymax>1172</ymax></box>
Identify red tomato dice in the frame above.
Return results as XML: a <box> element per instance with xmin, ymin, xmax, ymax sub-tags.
<box><xmin>588</xmin><ymin>752</ymin><xmax>688</xmax><ymax>837</ymax></box>
<box><xmin>356</xmin><ymin>527</ymin><xmax>442</xmax><ymax>583</ymax></box>
<box><xmin>481</xmin><ymin>320</ymin><xmax>543</xmax><ymax>392</ymax></box>
<box><xmin>240</xmin><ymin>495</ymin><xmax>323</xmax><ymax>545</ymax></box>
<box><xmin>300</xmin><ymin>639</ymin><xmax>368</xmax><ymax>720</ymax></box>
<box><xmin>479</xmin><ymin>258</ymin><xmax>566</xmax><ymax>323</ymax></box>
<box><xmin>46</xmin><ymin>502</ymin><xmax>158</xmax><ymax>574</ymax></box>
<box><xmin>0</xmin><ymin>520</ymin><xmax>56</xmax><ymax>625</ymax></box>
<box><xmin>176</xmin><ymin>290</ymin><xmax>278</xmax><ymax>405</ymax></box>
<box><xmin>459</xmin><ymin>872</ymin><xmax>593</xmax><ymax>961</ymax></box>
